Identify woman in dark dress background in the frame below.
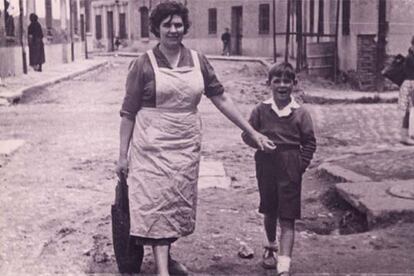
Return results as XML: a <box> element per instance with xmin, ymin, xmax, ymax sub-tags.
<box><xmin>28</xmin><ymin>13</ymin><xmax>45</xmax><ymax>72</ymax></box>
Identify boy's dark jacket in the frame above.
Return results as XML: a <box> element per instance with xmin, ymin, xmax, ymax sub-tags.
<box><xmin>242</xmin><ymin>101</ymin><xmax>316</xmax><ymax>171</ymax></box>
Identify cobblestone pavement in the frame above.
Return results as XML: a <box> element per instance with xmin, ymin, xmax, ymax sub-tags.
<box><xmin>310</xmin><ymin>103</ymin><xmax>401</xmax><ymax>147</ymax></box>
<box><xmin>308</xmin><ymin>103</ymin><xmax>414</xmax><ymax>181</ymax></box>
<box><xmin>210</xmin><ymin>58</ymin><xmax>413</xmax><ymax>182</ymax></box>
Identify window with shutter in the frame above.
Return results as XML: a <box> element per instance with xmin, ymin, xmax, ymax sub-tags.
<box><xmin>259</xmin><ymin>4</ymin><xmax>270</xmax><ymax>34</ymax></box>
<box><xmin>208</xmin><ymin>8</ymin><xmax>217</xmax><ymax>34</ymax></box>
<box><xmin>119</xmin><ymin>13</ymin><xmax>127</xmax><ymax>39</ymax></box>
<box><xmin>140</xmin><ymin>7</ymin><xmax>149</xmax><ymax>38</ymax></box>
<box><xmin>95</xmin><ymin>15</ymin><xmax>102</xmax><ymax>39</ymax></box>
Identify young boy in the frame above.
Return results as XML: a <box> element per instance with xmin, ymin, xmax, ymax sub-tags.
<box><xmin>242</xmin><ymin>62</ymin><xmax>316</xmax><ymax>276</ymax></box>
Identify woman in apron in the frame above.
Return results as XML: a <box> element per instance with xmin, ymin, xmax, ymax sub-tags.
<box><xmin>116</xmin><ymin>2</ymin><xmax>271</xmax><ymax>275</ymax></box>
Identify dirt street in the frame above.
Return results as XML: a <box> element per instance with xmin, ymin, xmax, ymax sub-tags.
<box><xmin>0</xmin><ymin>57</ymin><xmax>413</xmax><ymax>275</ymax></box>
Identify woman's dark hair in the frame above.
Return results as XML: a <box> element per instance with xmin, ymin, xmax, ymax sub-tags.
<box><xmin>29</xmin><ymin>13</ymin><xmax>38</xmax><ymax>22</ymax></box>
<box><xmin>268</xmin><ymin>62</ymin><xmax>296</xmax><ymax>83</ymax></box>
<box><xmin>149</xmin><ymin>1</ymin><xmax>190</xmax><ymax>38</ymax></box>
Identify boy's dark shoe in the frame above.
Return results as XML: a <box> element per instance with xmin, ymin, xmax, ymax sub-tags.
<box><xmin>168</xmin><ymin>258</ymin><xmax>189</xmax><ymax>275</ymax></box>
<box><xmin>262</xmin><ymin>246</ymin><xmax>277</xmax><ymax>269</ymax></box>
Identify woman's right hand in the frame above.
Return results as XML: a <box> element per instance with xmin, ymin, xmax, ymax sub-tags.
<box><xmin>262</xmin><ymin>139</ymin><xmax>277</xmax><ymax>153</ymax></box>
<box><xmin>116</xmin><ymin>157</ymin><xmax>129</xmax><ymax>178</ymax></box>
<box><xmin>250</xmin><ymin>131</ymin><xmax>276</xmax><ymax>152</ymax></box>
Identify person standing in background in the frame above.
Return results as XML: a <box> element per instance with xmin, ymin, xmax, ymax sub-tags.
<box><xmin>399</xmin><ymin>36</ymin><xmax>414</xmax><ymax>145</ymax></box>
<box><xmin>28</xmin><ymin>13</ymin><xmax>45</xmax><ymax>72</ymax></box>
<box><xmin>221</xmin><ymin>27</ymin><xmax>231</xmax><ymax>56</ymax></box>
<box><xmin>4</xmin><ymin>0</ymin><xmax>15</xmax><ymax>37</ymax></box>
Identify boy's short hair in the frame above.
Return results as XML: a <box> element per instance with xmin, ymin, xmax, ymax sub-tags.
<box><xmin>268</xmin><ymin>62</ymin><xmax>296</xmax><ymax>83</ymax></box>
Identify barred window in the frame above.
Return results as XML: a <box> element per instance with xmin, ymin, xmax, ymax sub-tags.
<box><xmin>72</xmin><ymin>0</ymin><xmax>79</xmax><ymax>35</ymax></box>
<box><xmin>309</xmin><ymin>0</ymin><xmax>315</xmax><ymax>33</ymax></box>
<box><xmin>119</xmin><ymin>13</ymin><xmax>127</xmax><ymax>39</ymax></box>
<box><xmin>208</xmin><ymin>8</ymin><xmax>217</xmax><ymax>34</ymax></box>
<box><xmin>140</xmin><ymin>7</ymin><xmax>149</xmax><ymax>38</ymax></box>
<box><xmin>85</xmin><ymin>0</ymin><xmax>91</xmax><ymax>32</ymax></box>
<box><xmin>95</xmin><ymin>15</ymin><xmax>102</xmax><ymax>39</ymax></box>
<box><xmin>317</xmin><ymin>0</ymin><xmax>324</xmax><ymax>35</ymax></box>
<box><xmin>45</xmin><ymin>0</ymin><xmax>52</xmax><ymax>35</ymax></box>
<box><xmin>259</xmin><ymin>4</ymin><xmax>270</xmax><ymax>34</ymax></box>
<box><xmin>342</xmin><ymin>0</ymin><xmax>350</xmax><ymax>35</ymax></box>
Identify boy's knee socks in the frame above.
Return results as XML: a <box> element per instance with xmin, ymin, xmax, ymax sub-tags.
<box><xmin>277</xmin><ymin>255</ymin><xmax>291</xmax><ymax>273</ymax></box>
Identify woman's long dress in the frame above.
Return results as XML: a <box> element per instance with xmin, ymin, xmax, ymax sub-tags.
<box><xmin>28</xmin><ymin>21</ymin><xmax>45</xmax><ymax>67</ymax></box>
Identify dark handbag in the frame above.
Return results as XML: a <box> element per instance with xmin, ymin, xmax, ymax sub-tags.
<box><xmin>382</xmin><ymin>54</ymin><xmax>406</xmax><ymax>86</ymax></box>
<box><xmin>111</xmin><ymin>172</ymin><xmax>144</xmax><ymax>273</ymax></box>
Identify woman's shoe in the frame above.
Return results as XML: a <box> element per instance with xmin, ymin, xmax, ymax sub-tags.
<box><xmin>401</xmin><ymin>137</ymin><xmax>414</xmax><ymax>145</ymax></box>
<box><xmin>400</xmin><ymin>128</ymin><xmax>414</xmax><ymax>145</ymax></box>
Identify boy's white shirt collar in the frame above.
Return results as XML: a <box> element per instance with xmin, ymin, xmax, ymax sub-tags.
<box><xmin>263</xmin><ymin>97</ymin><xmax>300</xmax><ymax>117</ymax></box>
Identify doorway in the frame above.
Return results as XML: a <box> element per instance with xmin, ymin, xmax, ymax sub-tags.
<box><xmin>231</xmin><ymin>6</ymin><xmax>243</xmax><ymax>55</ymax></box>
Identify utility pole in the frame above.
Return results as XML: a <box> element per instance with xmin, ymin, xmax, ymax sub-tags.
<box><xmin>69</xmin><ymin>0</ymin><xmax>74</xmax><ymax>61</ymax></box>
<box><xmin>19</xmin><ymin>0</ymin><xmax>28</xmax><ymax>74</ymax></box>
<box><xmin>84</xmin><ymin>0</ymin><xmax>89</xmax><ymax>59</ymax></box>
<box><xmin>272</xmin><ymin>0</ymin><xmax>277</xmax><ymax>63</ymax></box>
<box><xmin>334</xmin><ymin>0</ymin><xmax>340</xmax><ymax>83</ymax></box>
<box><xmin>284</xmin><ymin>0</ymin><xmax>291</xmax><ymax>63</ymax></box>
<box><xmin>81</xmin><ymin>14</ymin><xmax>88</xmax><ymax>59</ymax></box>
<box><xmin>296</xmin><ymin>0</ymin><xmax>303</xmax><ymax>71</ymax></box>
<box><xmin>377</xmin><ymin>0</ymin><xmax>387</xmax><ymax>91</ymax></box>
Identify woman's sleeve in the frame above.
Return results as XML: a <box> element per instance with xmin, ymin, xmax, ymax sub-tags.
<box><xmin>120</xmin><ymin>57</ymin><xmax>146</xmax><ymax>121</ymax></box>
<box><xmin>198</xmin><ymin>53</ymin><xmax>225</xmax><ymax>98</ymax></box>
<box><xmin>241</xmin><ymin>105</ymin><xmax>261</xmax><ymax>148</ymax></box>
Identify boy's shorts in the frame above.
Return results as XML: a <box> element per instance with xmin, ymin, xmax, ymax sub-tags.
<box><xmin>255</xmin><ymin>146</ymin><xmax>303</xmax><ymax>219</ymax></box>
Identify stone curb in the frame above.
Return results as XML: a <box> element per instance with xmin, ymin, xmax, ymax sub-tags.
<box><xmin>317</xmin><ymin>162</ymin><xmax>372</xmax><ymax>183</ymax></box>
<box><xmin>0</xmin><ymin>60</ymin><xmax>109</xmax><ymax>105</ymax></box>
<box><xmin>318</xmin><ymin>157</ymin><xmax>414</xmax><ymax>229</ymax></box>
<box><xmin>336</xmin><ymin>180</ymin><xmax>414</xmax><ymax>229</ymax></box>
<box><xmin>206</xmin><ymin>55</ymin><xmax>272</xmax><ymax>69</ymax></box>
<box><xmin>93</xmin><ymin>51</ymin><xmax>273</xmax><ymax>68</ymax></box>
<box><xmin>303</xmin><ymin>94</ymin><xmax>398</xmax><ymax>104</ymax></box>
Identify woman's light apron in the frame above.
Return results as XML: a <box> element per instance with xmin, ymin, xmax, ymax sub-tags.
<box><xmin>128</xmin><ymin>49</ymin><xmax>204</xmax><ymax>238</ymax></box>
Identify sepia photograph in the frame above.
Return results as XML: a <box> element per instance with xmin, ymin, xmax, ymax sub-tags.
<box><xmin>0</xmin><ymin>0</ymin><xmax>413</xmax><ymax>275</ymax></box>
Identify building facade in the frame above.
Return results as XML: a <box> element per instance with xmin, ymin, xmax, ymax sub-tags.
<box><xmin>0</xmin><ymin>0</ymin><xmax>91</xmax><ymax>78</ymax></box>
<box><xmin>89</xmin><ymin>0</ymin><xmax>414</xmax><ymax>89</ymax></box>
<box><xmin>90</xmin><ymin>0</ymin><xmax>288</xmax><ymax>57</ymax></box>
